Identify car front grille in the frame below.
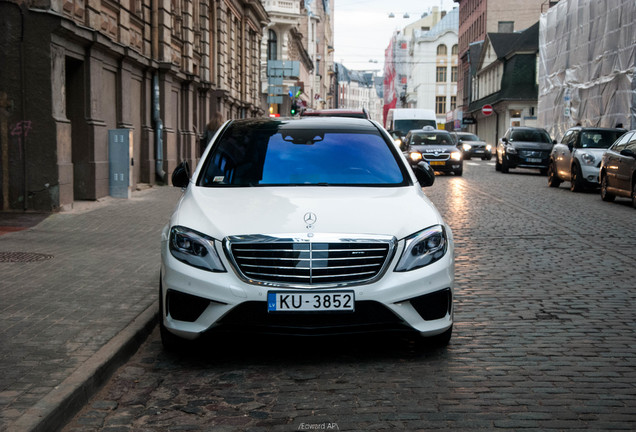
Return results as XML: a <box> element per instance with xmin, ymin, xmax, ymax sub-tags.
<box><xmin>422</xmin><ymin>153</ymin><xmax>450</xmax><ymax>161</ymax></box>
<box><xmin>518</xmin><ymin>150</ymin><xmax>549</xmax><ymax>158</ymax></box>
<box><xmin>226</xmin><ymin>234</ymin><xmax>396</xmax><ymax>287</ymax></box>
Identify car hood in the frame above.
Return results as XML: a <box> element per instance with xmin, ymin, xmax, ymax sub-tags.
<box><xmin>171</xmin><ymin>185</ymin><xmax>444</xmax><ymax>241</ymax></box>
<box><xmin>409</xmin><ymin>144</ymin><xmax>459</xmax><ymax>153</ymax></box>
<box><xmin>509</xmin><ymin>141</ymin><xmax>553</xmax><ymax>150</ymax></box>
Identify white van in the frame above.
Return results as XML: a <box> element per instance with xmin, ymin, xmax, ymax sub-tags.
<box><xmin>386</xmin><ymin>108</ymin><xmax>437</xmax><ymax>137</ymax></box>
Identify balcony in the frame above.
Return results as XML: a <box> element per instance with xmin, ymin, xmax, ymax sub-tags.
<box><xmin>265</xmin><ymin>0</ymin><xmax>301</xmax><ymax>15</ymax></box>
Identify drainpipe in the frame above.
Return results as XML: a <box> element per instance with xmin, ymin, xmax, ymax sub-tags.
<box><xmin>153</xmin><ymin>73</ymin><xmax>166</xmax><ymax>183</ymax></box>
<box><xmin>151</xmin><ymin>0</ymin><xmax>165</xmax><ymax>182</ymax></box>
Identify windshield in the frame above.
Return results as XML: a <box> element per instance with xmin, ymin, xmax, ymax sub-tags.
<box><xmin>410</xmin><ymin>133</ymin><xmax>453</xmax><ymax>146</ymax></box>
<box><xmin>198</xmin><ymin>121</ymin><xmax>408</xmax><ymax>187</ymax></box>
<box><xmin>580</xmin><ymin>130</ymin><xmax>624</xmax><ymax>149</ymax></box>
<box><xmin>459</xmin><ymin>134</ymin><xmax>479</xmax><ymax>141</ymax></box>
<box><xmin>394</xmin><ymin>119</ymin><xmax>436</xmax><ymax>136</ymax></box>
<box><xmin>510</xmin><ymin>129</ymin><xmax>552</xmax><ymax>143</ymax></box>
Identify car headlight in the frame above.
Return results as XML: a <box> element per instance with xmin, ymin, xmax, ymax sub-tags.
<box><xmin>169</xmin><ymin>226</ymin><xmax>226</xmax><ymax>272</ymax></box>
<box><xmin>580</xmin><ymin>153</ymin><xmax>596</xmax><ymax>165</ymax></box>
<box><xmin>462</xmin><ymin>143</ymin><xmax>472</xmax><ymax>151</ymax></box>
<box><xmin>395</xmin><ymin>225</ymin><xmax>448</xmax><ymax>272</ymax></box>
<box><xmin>486</xmin><ymin>144</ymin><xmax>492</xmax><ymax>151</ymax></box>
<box><xmin>409</xmin><ymin>152</ymin><xmax>423</xmax><ymax>162</ymax></box>
<box><xmin>450</xmin><ymin>151</ymin><xmax>462</xmax><ymax>161</ymax></box>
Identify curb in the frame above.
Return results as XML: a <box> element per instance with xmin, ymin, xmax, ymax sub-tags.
<box><xmin>9</xmin><ymin>301</ymin><xmax>159</xmax><ymax>432</ymax></box>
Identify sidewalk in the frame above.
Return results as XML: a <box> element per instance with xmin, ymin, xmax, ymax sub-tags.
<box><xmin>0</xmin><ymin>186</ymin><xmax>183</xmax><ymax>432</ymax></box>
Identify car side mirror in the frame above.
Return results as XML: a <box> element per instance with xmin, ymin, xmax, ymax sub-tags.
<box><xmin>502</xmin><ymin>137</ymin><xmax>508</xmax><ymax>143</ymax></box>
<box><xmin>413</xmin><ymin>161</ymin><xmax>435</xmax><ymax>187</ymax></box>
<box><xmin>171</xmin><ymin>161</ymin><xmax>190</xmax><ymax>188</ymax></box>
<box><xmin>567</xmin><ymin>143</ymin><xmax>574</xmax><ymax>151</ymax></box>
<box><xmin>620</xmin><ymin>149</ymin><xmax>636</xmax><ymax>158</ymax></box>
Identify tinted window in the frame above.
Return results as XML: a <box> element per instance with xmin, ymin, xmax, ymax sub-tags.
<box><xmin>410</xmin><ymin>133</ymin><xmax>453</xmax><ymax>146</ymax></box>
<box><xmin>198</xmin><ymin>121</ymin><xmax>407</xmax><ymax>187</ymax></box>
<box><xmin>579</xmin><ymin>130</ymin><xmax>625</xmax><ymax>149</ymax></box>
<box><xmin>510</xmin><ymin>129</ymin><xmax>552</xmax><ymax>143</ymax></box>
<box><xmin>611</xmin><ymin>132</ymin><xmax>632</xmax><ymax>152</ymax></box>
<box><xmin>458</xmin><ymin>134</ymin><xmax>479</xmax><ymax>141</ymax></box>
<box><xmin>394</xmin><ymin>119</ymin><xmax>437</xmax><ymax>135</ymax></box>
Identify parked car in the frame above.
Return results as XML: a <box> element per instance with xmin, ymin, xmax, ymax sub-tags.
<box><xmin>161</xmin><ymin>117</ymin><xmax>454</xmax><ymax>351</ymax></box>
<box><xmin>402</xmin><ymin>127</ymin><xmax>463</xmax><ymax>176</ymax></box>
<box><xmin>496</xmin><ymin>127</ymin><xmax>555</xmax><ymax>174</ymax></box>
<box><xmin>599</xmin><ymin>129</ymin><xmax>636</xmax><ymax>208</ymax></box>
<box><xmin>452</xmin><ymin>132</ymin><xmax>492</xmax><ymax>160</ymax></box>
<box><xmin>547</xmin><ymin>126</ymin><xmax>626</xmax><ymax>191</ymax></box>
<box><xmin>300</xmin><ymin>108</ymin><xmax>370</xmax><ymax>119</ymax></box>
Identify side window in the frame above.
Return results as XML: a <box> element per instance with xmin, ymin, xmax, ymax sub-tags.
<box><xmin>612</xmin><ymin>132</ymin><xmax>632</xmax><ymax>152</ymax></box>
<box><xmin>561</xmin><ymin>130</ymin><xmax>573</xmax><ymax>145</ymax></box>
<box><xmin>570</xmin><ymin>131</ymin><xmax>580</xmax><ymax>148</ymax></box>
<box><xmin>626</xmin><ymin>134</ymin><xmax>636</xmax><ymax>152</ymax></box>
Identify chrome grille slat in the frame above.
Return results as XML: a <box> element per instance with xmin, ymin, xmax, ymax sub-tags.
<box><xmin>226</xmin><ymin>235</ymin><xmax>395</xmax><ymax>287</ymax></box>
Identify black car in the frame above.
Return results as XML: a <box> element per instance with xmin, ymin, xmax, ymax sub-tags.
<box><xmin>599</xmin><ymin>129</ymin><xmax>636</xmax><ymax>208</ymax></box>
<box><xmin>452</xmin><ymin>132</ymin><xmax>492</xmax><ymax>160</ymax></box>
<box><xmin>496</xmin><ymin>127</ymin><xmax>555</xmax><ymax>174</ymax></box>
<box><xmin>402</xmin><ymin>127</ymin><xmax>463</xmax><ymax>176</ymax></box>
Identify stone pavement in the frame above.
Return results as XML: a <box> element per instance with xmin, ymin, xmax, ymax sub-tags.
<box><xmin>0</xmin><ymin>186</ymin><xmax>183</xmax><ymax>432</ymax></box>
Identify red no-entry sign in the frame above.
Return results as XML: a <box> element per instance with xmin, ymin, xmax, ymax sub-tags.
<box><xmin>482</xmin><ymin>104</ymin><xmax>494</xmax><ymax>116</ymax></box>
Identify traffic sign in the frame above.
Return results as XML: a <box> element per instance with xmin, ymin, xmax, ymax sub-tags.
<box><xmin>482</xmin><ymin>104</ymin><xmax>494</xmax><ymax>116</ymax></box>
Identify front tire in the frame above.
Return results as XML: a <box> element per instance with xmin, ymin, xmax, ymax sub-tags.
<box><xmin>632</xmin><ymin>181</ymin><xmax>636</xmax><ymax>209</ymax></box>
<box><xmin>570</xmin><ymin>164</ymin><xmax>584</xmax><ymax>192</ymax></box>
<box><xmin>501</xmin><ymin>156</ymin><xmax>510</xmax><ymax>173</ymax></box>
<box><xmin>600</xmin><ymin>173</ymin><xmax>615</xmax><ymax>202</ymax></box>
<box><xmin>547</xmin><ymin>162</ymin><xmax>561</xmax><ymax>187</ymax></box>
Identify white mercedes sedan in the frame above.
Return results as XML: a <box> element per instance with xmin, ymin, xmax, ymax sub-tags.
<box><xmin>160</xmin><ymin>117</ymin><xmax>454</xmax><ymax>350</ymax></box>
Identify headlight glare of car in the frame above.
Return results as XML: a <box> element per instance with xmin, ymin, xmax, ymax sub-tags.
<box><xmin>450</xmin><ymin>151</ymin><xmax>462</xmax><ymax>161</ymax></box>
<box><xmin>169</xmin><ymin>226</ymin><xmax>226</xmax><ymax>272</ymax></box>
<box><xmin>462</xmin><ymin>143</ymin><xmax>472</xmax><ymax>152</ymax></box>
<box><xmin>486</xmin><ymin>144</ymin><xmax>492</xmax><ymax>151</ymax></box>
<box><xmin>410</xmin><ymin>152</ymin><xmax>423</xmax><ymax>162</ymax></box>
<box><xmin>581</xmin><ymin>153</ymin><xmax>595</xmax><ymax>165</ymax></box>
<box><xmin>395</xmin><ymin>225</ymin><xmax>448</xmax><ymax>272</ymax></box>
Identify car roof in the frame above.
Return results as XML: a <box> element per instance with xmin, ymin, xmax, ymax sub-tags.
<box><xmin>408</xmin><ymin>128</ymin><xmax>450</xmax><ymax>134</ymax></box>
<box><xmin>300</xmin><ymin>108</ymin><xmax>370</xmax><ymax>119</ymax></box>
<box><xmin>227</xmin><ymin>116</ymin><xmax>379</xmax><ymax>132</ymax></box>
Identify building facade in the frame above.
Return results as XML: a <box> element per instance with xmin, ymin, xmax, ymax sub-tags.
<box><xmin>382</xmin><ymin>7</ymin><xmax>458</xmax><ymax>128</ymax></box>
<box><xmin>453</xmin><ymin>0</ymin><xmax>557</xmax><ymax>133</ymax></box>
<box><xmin>261</xmin><ymin>0</ymin><xmax>334</xmax><ymax>116</ymax></box>
<box><xmin>409</xmin><ymin>8</ymin><xmax>459</xmax><ymax>128</ymax></box>
<box><xmin>334</xmin><ymin>64</ymin><xmax>383</xmax><ymax>123</ymax></box>
<box><xmin>538</xmin><ymin>0</ymin><xmax>636</xmax><ymax>139</ymax></box>
<box><xmin>466</xmin><ymin>23</ymin><xmax>541</xmax><ymax>146</ymax></box>
<box><xmin>0</xmin><ymin>0</ymin><xmax>267</xmax><ymax>212</ymax></box>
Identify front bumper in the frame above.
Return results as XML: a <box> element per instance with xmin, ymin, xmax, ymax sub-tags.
<box><xmin>580</xmin><ymin>163</ymin><xmax>601</xmax><ymax>184</ymax></box>
<box><xmin>160</xmin><ymin>233</ymin><xmax>454</xmax><ymax>340</ymax></box>
<box><xmin>425</xmin><ymin>160</ymin><xmax>463</xmax><ymax>173</ymax></box>
<box><xmin>506</xmin><ymin>153</ymin><xmax>549</xmax><ymax>169</ymax></box>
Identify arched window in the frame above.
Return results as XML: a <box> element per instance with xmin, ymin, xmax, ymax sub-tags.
<box><xmin>437</xmin><ymin>44</ymin><xmax>447</xmax><ymax>56</ymax></box>
<box><xmin>267</xmin><ymin>29</ymin><xmax>278</xmax><ymax>61</ymax></box>
<box><xmin>452</xmin><ymin>44</ymin><xmax>458</xmax><ymax>56</ymax></box>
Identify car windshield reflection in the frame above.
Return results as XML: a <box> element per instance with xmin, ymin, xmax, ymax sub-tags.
<box><xmin>198</xmin><ymin>121</ymin><xmax>407</xmax><ymax>187</ymax></box>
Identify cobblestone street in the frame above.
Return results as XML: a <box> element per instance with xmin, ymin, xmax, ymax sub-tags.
<box><xmin>63</xmin><ymin>161</ymin><xmax>636</xmax><ymax>431</ymax></box>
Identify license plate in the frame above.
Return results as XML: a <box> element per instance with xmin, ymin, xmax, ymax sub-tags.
<box><xmin>526</xmin><ymin>158</ymin><xmax>542</xmax><ymax>163</ymax></box>
<box><xmin>267</xmin><ymin>291</ymin><xmax>355</xmax><ymax>312</ymax></box>
<box><xmin>429</xmin><ymin>161</ymin><xmax>445</xmax><ymax>166</ymax></box>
